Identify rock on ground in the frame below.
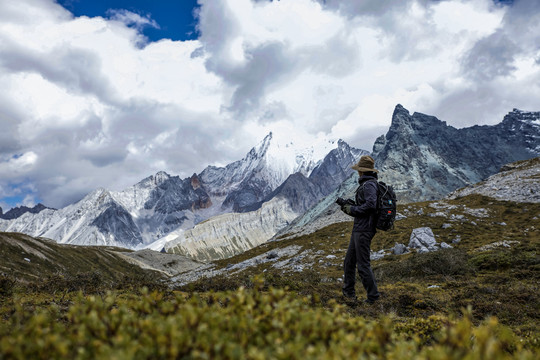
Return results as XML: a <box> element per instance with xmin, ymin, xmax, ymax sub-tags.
<box><xmin>408</xmin><ymin>227</ymin><xmax>438</xmax><ymax>253</ymax></box>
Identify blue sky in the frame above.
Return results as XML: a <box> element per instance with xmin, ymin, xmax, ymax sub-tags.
<box><xmin>0</xmin><ymin>0</ymin><xmax>539</xmax><ymax>211</ymax></box>
<box><xmin>58</xmin><ymin>0</ymin><xmax>200</xmax><ymax>42</ymax></box>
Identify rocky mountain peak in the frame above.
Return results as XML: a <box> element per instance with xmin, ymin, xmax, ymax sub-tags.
<box><xmin>372</xmin><ymin>105</ymin><xmax>540</xmax><ymax>203</ymax></box>
<box><xmin>336</xmin><ymin>139</ymin><xmax>351</xmax><ymax>152</ymax></box>
<box><xmin>372</xmin><ymin>134</ymin><xmax>386</xmax><ymax>154</ymax></box>
<box><xmin>153</xmin><ymin>171</ymin><xmax>171</xmax><ymax>185</ymax></box>
<box><xmin>249</xmin><ymin>132</ymin><xmax>273</xmax><ymax>160</ymax></box>
<box><xmin>90</xmin><ymin>188</ymin><xmax>114</xmax><ymax>207</ymax></box>
<box><xmin>390</xmin><ymin>104</ymin><xmax>411</xmax><ymax>124</ymax></box>
<box><xmin>504</xmin><ymin>108</ymin><xmax>540</xmax><ymax>124</ymax></box>
<box><xmin>0</xmin><ymin>203</ymin><xmax>51</xmax><ymax>220</ymax></box>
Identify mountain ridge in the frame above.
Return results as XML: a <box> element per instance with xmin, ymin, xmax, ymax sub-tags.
<box><xmin>0</xmin><ymin>134</ymin><xmax>364</xmax><ymax>250</ymax></box>
<box><xmin>275</xmin><ymin>105</ymin><xmax>540</xmax><ymax>240</ymax></box>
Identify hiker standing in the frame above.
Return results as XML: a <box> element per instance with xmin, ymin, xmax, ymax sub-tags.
<box><xmin>336</xmin><ymin>155</ymin><xmax>381</xmax><ymax>304</ymax></box>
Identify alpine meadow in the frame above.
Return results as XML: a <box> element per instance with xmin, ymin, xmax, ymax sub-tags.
<box><xmin>1</xmin><ymin>0</ymin><xmax>540</xmax><ymax>359</ymax></box>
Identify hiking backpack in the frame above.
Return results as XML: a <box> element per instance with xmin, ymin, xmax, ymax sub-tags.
<box><xmin>374</xmin><ymin>181</ymin><xmax>397</xmax><ymax>231</ymax></box>
<box><xmin>357</xmin><ymin>180</ymin><xmax>397</xmax><ymax>231</ymax></box>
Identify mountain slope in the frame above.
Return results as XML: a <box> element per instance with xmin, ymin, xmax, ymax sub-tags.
<box><xmin>164</xmin><ymin>197</ymin><xmax>298</xmax><ymax>262</ymax></box>
<box><xmin>278</xmin><ymin>106</ymin><xmax>540</xmax><ymax>240</ymax></box>
<box><xmin>0</xmin><ymin>232</ymin><xmax>157</xmax><ymax>282</ymax></box>
<box><xmin>448</xmin><ymin>157</ymin><xmax>540</xmax><ymax>202</ymax></box>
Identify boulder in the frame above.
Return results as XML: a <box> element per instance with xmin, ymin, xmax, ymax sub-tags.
<box><xmin>370</xmin><ymin>250</ymin><xmax>386</xmax><ymax>261</ymax></box>
<box><xmin>392</xmin><ymin>243</ymin><xmax>408</xmax><ymax>255</ymax></box>
<box><xmin>408</xmin><ymin>227</ymin><xmax>438</xmax><ymax>252</ymax></box>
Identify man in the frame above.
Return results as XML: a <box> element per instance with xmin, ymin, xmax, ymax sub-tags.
<box><xmin>336</xmin><ymin>155</ymin><xmax>380</xmax><ymax>304</ymax></box>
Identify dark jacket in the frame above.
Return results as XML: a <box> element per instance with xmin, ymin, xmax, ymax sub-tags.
<box><xmin>350</xmin><ymin>173</ymin><xmax>378</xmax><ymax>233</ymax></box>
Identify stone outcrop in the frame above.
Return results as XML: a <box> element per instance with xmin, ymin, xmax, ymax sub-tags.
<box><xmin>447</xmin><ymin>157</ymin><xmax>540</xmax><ymax>203</ymax></box>
<box><xmin>408</xmin><ymin>227</ymin><xmax>439</xmax><ymax>253</ymax></box>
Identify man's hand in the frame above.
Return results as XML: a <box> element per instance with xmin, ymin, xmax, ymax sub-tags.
<box><xmin>336</xmin><ymin>197</ymin><xmax>347</xmax><ymax>207</ymax></box>
<box><xmin>341</xmin><ymin>204</ymin><xmax>353</xmax><ymax>215</ymax></box>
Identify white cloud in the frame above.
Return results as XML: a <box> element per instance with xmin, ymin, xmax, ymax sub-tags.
<box><xmin>0</xmin><ymin>0</ymin><xmax>538</xmax><ymax>208</ymax></box>
<box><xmin>0</xmin><ymin>152</ymin><xmax>38</xmax><ymax>174</ymax></box>
<box><xmin>107</xmin><ymin>9</ymin><xmax>160</xmax><ymax>32</ymax></box>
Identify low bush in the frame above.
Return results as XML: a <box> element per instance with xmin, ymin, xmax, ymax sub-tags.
<box><xmin>27</xmin><ymin>271</ymin><xmax>167</xmax><ymax>296</ymax></box>
<box><xmin>374</xmin><ymin>248</ymin><xmax>474</xmax><ymax>283</ymax></box>
<box><xmin>0</xmin><ymin>282</ymin><xmax>537</xmax><ymax>359</ymax></box>
<box><xmin>469</xmin><ymin>248</ymin><xmax>539</xmax><ymax>273</ymax></box>
<box><xmin>0</xmin><ymin>274</ymin><xmax>16</xmax><ymax>298</ymax></box>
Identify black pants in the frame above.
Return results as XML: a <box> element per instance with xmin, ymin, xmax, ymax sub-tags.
<box><xmin>343</xmin><ymin>232</ymin><xmax>380</xmax><ymax>301</ymax></box>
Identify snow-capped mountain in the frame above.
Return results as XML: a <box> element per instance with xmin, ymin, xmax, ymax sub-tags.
<box><xmin>199</xmin><ymin>132</ymin><xmax>338</xmax><ymax>212</ymax></box>
<box><xmin>161</xmin><ymin>140</ymin><xmax>368</xmax><ymax>261</ymax></box>
<box><xmin>111</xmin><ymin>171</ymin><xmax>212</xmax><ymax>243</ymax></box>
<box><xmin>0</xmin><ymin>188</ymin><xmax>142</xmax><ymax>248</ymax></box>
<box><xmin>0</xmin><ymin>133</ymin><xmax>365</xmax><ymax>250</ymax></box>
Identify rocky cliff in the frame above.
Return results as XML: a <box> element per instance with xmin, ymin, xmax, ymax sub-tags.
<box><xmin>372</xmin><ymin>105</ymin><xmax>540</xmax><ymax>203</ymax></box>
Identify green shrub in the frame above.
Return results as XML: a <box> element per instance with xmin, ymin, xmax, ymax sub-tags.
<box><xmin>0</xmin><ymin>282</ymin><xmax>538</xmax><ymax>359</ymax></box>
<box><xmin>469</xmin><ymin>249</ymin><xmax>539</xmax><ymax>272</ymax></box>
<box><xmin>374</xmin><ymin>249</ymin><xmax>474</xmax><ymax>283</ymax></box>
<box><xmin>0</xmin><ymin>274</ymin><xmax>16</xmax><ymax>298</ymax></box>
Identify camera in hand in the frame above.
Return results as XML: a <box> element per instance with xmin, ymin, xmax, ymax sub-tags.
<box><xmin>336</xmin><ymin>197</ymin><xmax>354</xmax><ymax>207</ymax></box>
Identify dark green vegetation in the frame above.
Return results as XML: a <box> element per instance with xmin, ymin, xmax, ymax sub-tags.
<box><xmin>1</xmin><ymin>195</ymin><xmax>539</xmax><ymax>358</ymax></box>
<box><xmin>1</xmin><ymin>280</ymin><xmax>538</xmax><ymax>359</ymax></box>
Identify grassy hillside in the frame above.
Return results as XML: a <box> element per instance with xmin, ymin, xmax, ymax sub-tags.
<box><xmin>181</xmin><ymin>195</ymin><xmax>540</xmax><ymax>345</ymax></box>
<box><xmin>0</xmin><ymin>232</ymin><xmax>164</xmax><ymax>290</ymax></box>
<box><xmin>1</xmin><ymin>194</ymin><xmax>538</xmax><ymax>358</ymax></box>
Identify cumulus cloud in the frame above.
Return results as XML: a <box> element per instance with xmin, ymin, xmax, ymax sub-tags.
<box><xmin>0</xmin><ymin>0</ymin><xmax>539</xmax><ymax>209</ymax></box>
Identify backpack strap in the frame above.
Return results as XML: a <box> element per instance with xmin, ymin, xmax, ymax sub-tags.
<box><xmin>357</xmin><ymin>179</ymin><xmax>379</xmax><ymax>206</ymax></box>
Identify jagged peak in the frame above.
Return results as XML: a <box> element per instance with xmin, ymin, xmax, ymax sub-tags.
<box><xmin>190</xmin><ymin>173</ymin><xmax>202</xmax><ymax>190</ymax></box>
<box><xmin>154</xmin><ymin>171</ymin><xmax>171</xmax><ymax>181</ymax></box>
<box><xmin>79</xmin><ymin>187</ymin><xmax>114</xmax><ymax>207</ymax></box>
<box><xmin>133</xmin><ymin>171</ymin><xmax>171</xmax><ymax>189</ymax></box>
<box><xmin>89</xmin><ymin>187</ymin><xmax>109</xmax><ymax>195</ymax></box>
<box><xmin>393</xmin><ymin>104</ymin><xmax>409</xmax><ymax>115</ymax></box>
<box><xmin>511</xmin><ymin>108</ymin><xmax>539</xmax><ymax>115</ymax></box>
<box><xmin>0</xmin><ymin>203</ymin><xmax>53</xmax><ymax>220</ymax></box>
<box><xmin>390</xmin><ymin>104</ymin><xmax>412</xmax><ymax>127</ymax></box>
<box><xmin>249</xmin><ymin>132</ymin><xmax>273</xmax><ymax>159</ymax></box>
<box><xmin>337</xmin><ymin>139</ymin><xmax>349</xmax><ymax>149</ymax></box>
<box><xmin>506</xmin><ymin>108</ymin><xmax>540</xmax><ymax>124</ymax></box>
